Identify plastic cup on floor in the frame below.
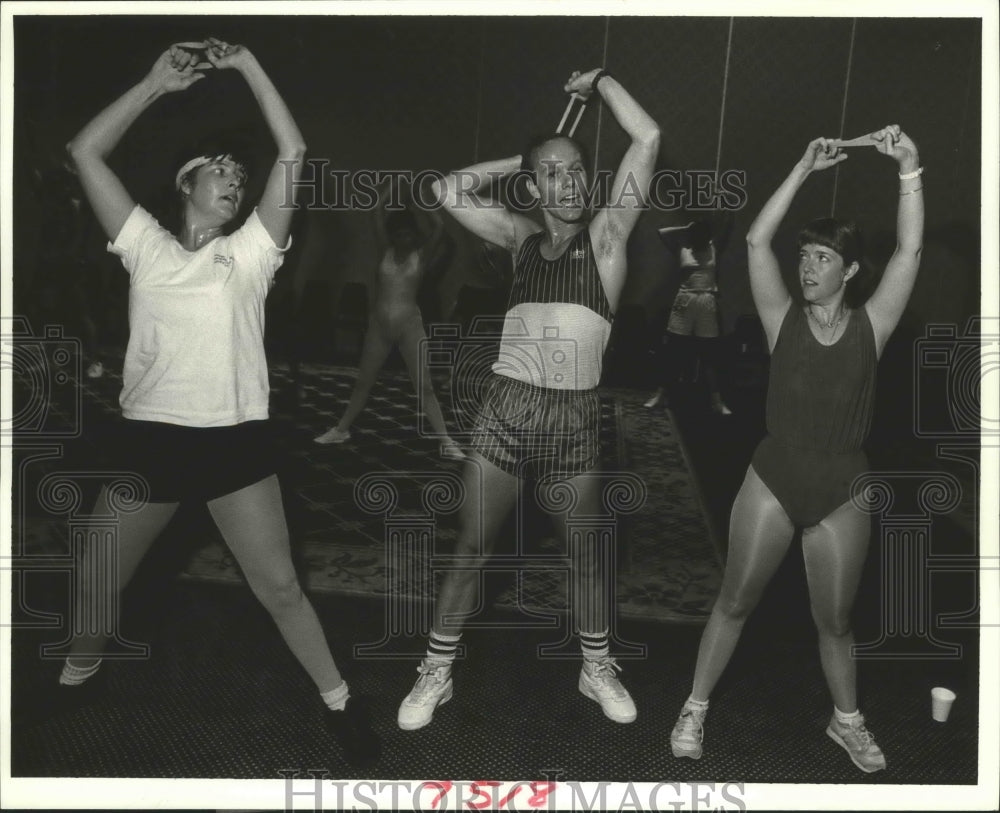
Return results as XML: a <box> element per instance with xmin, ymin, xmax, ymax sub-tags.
<box><xmin>931</xmin><ymin>687</ymin><xmax>956</xmax><ymax>722</ymax></box>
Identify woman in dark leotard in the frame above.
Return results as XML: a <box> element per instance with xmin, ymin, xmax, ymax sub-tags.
<box><xmin>314</xmin><ymin>181</ymin><xmax>464</xmax><ymax>459</ymax></box>
<box><xmin>670</xmin><ymin>125</ymin><xmax>923</xmax><ymax>773</ymax></box>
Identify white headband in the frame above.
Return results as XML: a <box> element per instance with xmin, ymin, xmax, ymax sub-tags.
<box><xmin>174</xmin><ymin>154</ymin><xmax>244</xmax><ymax>191</ymax></box>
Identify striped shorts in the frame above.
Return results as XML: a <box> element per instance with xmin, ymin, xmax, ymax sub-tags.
<box><xmin>471</xmin><ymin>373</ymin><xmax>601</xmax><ymax>483</ymax></box>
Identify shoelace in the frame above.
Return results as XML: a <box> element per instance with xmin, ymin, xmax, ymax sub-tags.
<box><xmin>411</xmin><ymin>664</ymin><xmax>448</xmax><ymax>697</ymax></box>
<box><xmin>846</xmin><ymin>723</ymin><xmax>877</xmax><ymax>749</ymax></box>
<box><xmin>675</xmin><ymin>709</ymin><xmax>705</xmax><ymax>736</ymax></box>
<box><xmin>588</xmin><ymin>658</ymin><xmax>623</xmax><ymax>680</ymax></box>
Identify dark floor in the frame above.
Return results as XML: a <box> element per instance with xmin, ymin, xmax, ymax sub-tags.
<box><xmin>4</xmin><ymin>334</ymin><xmax>989</xmax><ymax>808</ymax></box>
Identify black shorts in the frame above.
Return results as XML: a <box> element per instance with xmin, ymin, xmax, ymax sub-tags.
<box><xmin>471</xmin><ymin>374</ymin><xmax>601</xmax><ymax>483</ymax></box>
<box><xmin>111</xmin><ymin>419</ymin><xmax>279</xmax><ymax>503</ymax></box>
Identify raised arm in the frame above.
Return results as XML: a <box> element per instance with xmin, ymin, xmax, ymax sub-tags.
<box><xmin>66</xmin><ymin>44</ymin><xmax>208</xmax><ymax>241</ymax></box>
<box><xmin>656</xmin><ymin>223</ymin><xmax>693</xmax><ymax>251</ymax></box>
<box><xmin>578</xmin><ymin>71</ymin><xmax>660</xmax><ymax>238</ymax></box>
<box><xmin>863</xmin><ymin>125</ymin><xmax>923</xmax><ymax>355</ymax></box>
<box><xmin>570</xmin><ymin>69</ymin><xmax>660</xmax><ymax>306</ymax></box>
<box><xmin>746</xmin><ymin>138</ymin><xmax>847</xmax><ymax>348</ymax></box>
<box><xmin>205</xmin><ymin>38</ymin><xmax>306</xmax><ymax>247</ymax></box>
<box><xmin>430</xmin><ymin>156</ymin><xmax>540</xmax><ymax>253</ymax></box>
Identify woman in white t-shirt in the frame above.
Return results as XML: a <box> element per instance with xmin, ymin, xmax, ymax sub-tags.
<box><xmin>58</xmin><ymin>39</ymin><xmax>379</xmax><ymax>767</ymax></box>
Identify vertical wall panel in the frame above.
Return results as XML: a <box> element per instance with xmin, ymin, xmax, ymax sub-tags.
<box><xmin>716</xmin><ymin>17</ymin><xmax>855</xmax><ymax>326</ymax></box>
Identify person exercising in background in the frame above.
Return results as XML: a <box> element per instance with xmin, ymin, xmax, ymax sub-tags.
<box><xmin>645</xmin><ymin>212</ymin><xmax>733</xmax><ymax>415</ymax></box>
<box><xmin>396</xmin><ymin>68</ymin><xmax>660</xmax><ymax>731</ymax></box>
<box><xmin>314</xmin><ymin>180</ymin><xmax>464</xmax><ymax>459</ymax></box>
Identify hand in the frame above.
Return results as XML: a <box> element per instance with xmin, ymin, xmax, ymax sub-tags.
<box><xmin>204</xmin><ymin>38</ymin><xmax>253</xmax><ymax>70</ymax></box>
<box><xmin>871</xmin><ymin>124</ymin><xmax>920</xmax><ymax>173</ymax></box>
<box><xmin>797</xmin><ymin>137</ymin><xmax>848</xmax><ymax>173</ymax></box>
<box><xmin>146</xmin><ymin>43</ymin><xmax>210</xmax><ymax>94</ymax></box>
<box><xmin>564</xmin><ymin>69</ymin><xmax>605</xmax><ymax>101</ymax></box>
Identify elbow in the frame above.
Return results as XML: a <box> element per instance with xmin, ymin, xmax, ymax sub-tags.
<box><xmin>638</xmin><ymin>126</ymin><xmax>661</xmax><ymax>155</ymax></box>
<box><xmin>745</xmin><ymin>232</ymin><xmax>761</xmax><ymax>251</ymax></box>
<box><xmin>65</xmin><ymin>137</ymin><xmax>88</xmax><ymax>168</ymax></box>
<box><xmin>431</xmin><ymin>176</ymin><xmax>451</xmax><ymax>207</ymax></box>
<box><xmin>281</xmin><ymin>142</ymin><xmax>307</xmax><ymax>161</ymax></box>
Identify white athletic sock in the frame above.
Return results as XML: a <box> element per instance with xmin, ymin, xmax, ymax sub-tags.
<box><xmin>685</xmin><ymin>695</ymin><xmax>710</xmax><ymax>711</ymax></box>
<box><xmin>59</xmin><ymin>658</ymin><xmax>102</xmax><ymax>686</ymax></box>
<box><xmin>834</xmin><ymin>706</ymin><xmax>861</xmax><ymax>725</ymax></box>
<box><xmin>321</xmin><ymin>681</ymin><xmax>350</xmax><ymax>711</ymax></box>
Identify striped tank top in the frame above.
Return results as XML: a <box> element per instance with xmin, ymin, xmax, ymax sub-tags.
<box><xmin>493</xmin><ymin>228</ymin><xmax>613</xmax><ymax>390</ymax></box>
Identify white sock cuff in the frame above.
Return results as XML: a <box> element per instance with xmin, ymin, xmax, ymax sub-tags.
<box><xmin>834</xmin><ymin>706</ymin><xmax>861</xmax><ymax>723</ymax></box>
<box><xmin>59</xmin><ymin>658</ymin><xmax>103</xmax><ymax>686</ymax></box>
<box><xmin>321</xmin><ymin>681</ymin><xmax>350</xmax><ymax>710</ymax></box>
<box><xmin>429</xmin><ymin>630</ymin><xmax>463</xmax><ymax>643</ymax></box>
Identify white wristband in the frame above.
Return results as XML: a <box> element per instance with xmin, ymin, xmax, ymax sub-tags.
<box><xmin>898</xmin><ymin>167</ymin><xmax>923</xmax><ymax>181</ymax></box>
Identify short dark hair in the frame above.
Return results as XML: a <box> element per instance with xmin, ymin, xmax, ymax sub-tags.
<box><xmin>797</xmin><ymin>217</ymin><xmax>864</xmax><ymax>266</ymax></box>
<box><xmin>798</xmin><ymin>217</ymin><xmax>869</xmax><ymax>305</ymax></box>
<box><xmin>520</xmin><ymin>133</ymin><xmax>590</xmax><ymax>182</ymax></box>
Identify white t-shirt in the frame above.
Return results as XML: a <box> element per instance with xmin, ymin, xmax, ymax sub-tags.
<box><xmin>108</xmin><ymin>205</ymin><xmax>289</xmax><ymax>427</ymax></box>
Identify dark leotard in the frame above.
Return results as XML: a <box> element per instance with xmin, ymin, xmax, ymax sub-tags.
<box><xmin>750</xmin><ymin>304</ymin><xmax>877</xmax><ymax>526</ymax></box>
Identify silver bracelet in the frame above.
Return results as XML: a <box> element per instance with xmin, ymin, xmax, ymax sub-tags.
<box><xmin>899</xmin><ymin>185</ymin><xmax>923</xmax><ymax>196</ymax></box>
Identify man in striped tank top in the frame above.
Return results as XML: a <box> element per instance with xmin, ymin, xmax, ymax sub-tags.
<box><xmin>398</xmin><ymin>69</ymin><xmax>660</xmax><ymax>730</ymax></box>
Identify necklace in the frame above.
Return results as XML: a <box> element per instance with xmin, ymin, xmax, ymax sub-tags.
<box><xmin>808</xmin><ymin>304</ymin><xmax>848</xmax><ymax>329</ymax></box>
<box><xmin>808</xmin><ymin>304</ymin><xmax>849</xmax><ymax>344</ymax></box>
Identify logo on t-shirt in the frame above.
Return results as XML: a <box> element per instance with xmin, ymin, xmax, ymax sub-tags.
<box><xmin>214</xmin><ymin>254</ymin><xmax>234</xmax><ymax>268</ymax></box>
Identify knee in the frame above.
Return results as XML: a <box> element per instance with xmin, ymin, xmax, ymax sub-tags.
<box><xmin>812</xmin><ymin>606</ymin><xmax>852</xmax><ymax>638</ymax></box>
<box><xmin>713</xmin><ymin>590</ymin><xmax>756</xmax><ymax>622</ymax></box>
<box><xmin>252</xmin><ymin>573</ymin><xmax>305</xmax><ymax>614</ymax></box>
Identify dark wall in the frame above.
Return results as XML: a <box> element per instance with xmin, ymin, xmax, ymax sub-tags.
<box><xmin>13</xmin><ymin>14</ymin><xmax>982</xmax><ymax>347</ymax></box>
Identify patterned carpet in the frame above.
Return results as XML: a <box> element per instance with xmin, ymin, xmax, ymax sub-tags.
<box><xmin>11</xmin><ymin>352</ymin><xmax>721</xmax><ymax>625</ymax></box>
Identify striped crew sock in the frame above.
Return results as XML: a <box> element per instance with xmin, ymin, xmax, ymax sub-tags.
<box><xmin>426</xmin><ymin>630</ymin><xmax>462</xmax><ymax>664</ymax></box>
<box><xmin>579</xmin><ymin>629</ymin><xmax>610</xmax><ymax>662</ymax></box>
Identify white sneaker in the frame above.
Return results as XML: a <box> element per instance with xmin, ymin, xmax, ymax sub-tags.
<box><xmin>314</xmin><ymin>427</ymin><xmax>351</xmax><ymax>444</ymax></box>
<box><xmin>578</xmin><ymin>657</ymin><xmax>637</xmax><ymax>723</ymax></box>
<box><xmin>826</xmin><ymin>713</ymin><xmax>887</xmax><ymax>773</ymax></box>
<box><xmin>397</xmin><ymin>660</ymin><xmax>453</xmax><ymax>730</ymax></box>
<box><xmin>671</xmin><ymin>702</ymin><xmax>708</xmax><ymax>759</ymax></box>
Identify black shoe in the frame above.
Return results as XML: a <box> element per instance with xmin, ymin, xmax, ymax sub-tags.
<box><xmin>324</xmin><ymin>695</ymin><xmax>381</xmax><ymax>768</ymax></box>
